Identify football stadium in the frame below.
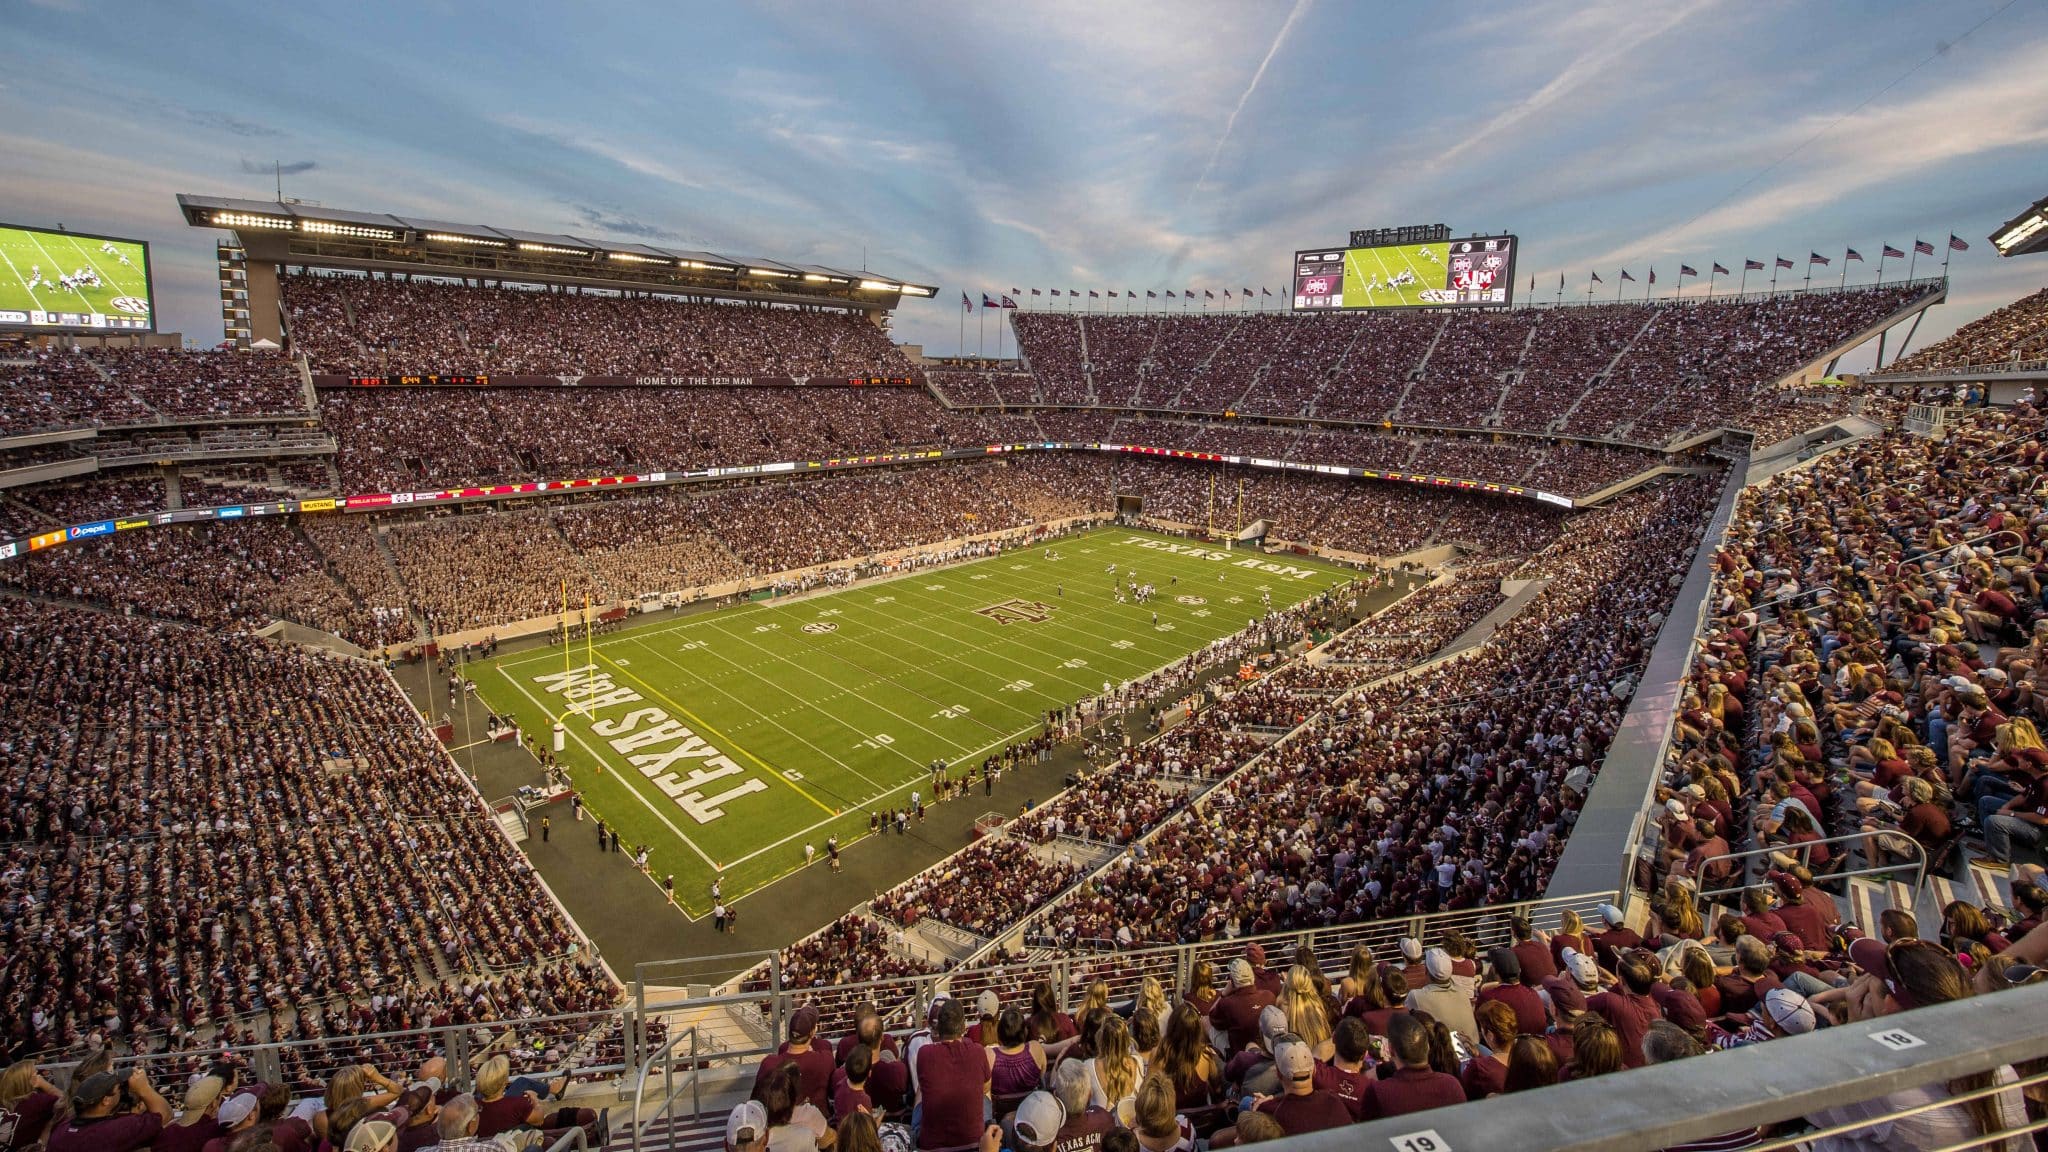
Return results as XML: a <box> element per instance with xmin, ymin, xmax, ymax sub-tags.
<box><xmin>3</xmin><ymin>5</ymin><xmax>2048</xmax><ymax>1152</ymax></box>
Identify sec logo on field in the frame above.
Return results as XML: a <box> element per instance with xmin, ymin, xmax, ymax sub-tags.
<box><xmin>110</xmin><ymin>297</ymin><xmax>151</xmax><ymax>315</ymax></box>
<box><xmin>801</xmin><ymin>621</ymin><xmax>838</xmax><ymax>634</ymax></box>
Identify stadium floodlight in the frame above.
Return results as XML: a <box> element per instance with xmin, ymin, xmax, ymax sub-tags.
<box><xmin>803</xmin><ymin>273</ymin><xmax>831</xmax><ymax>282</ymax></box>
<box><xmin>749</xmin><ymin>267</ymin><xmax>795</xmax><ymax>278</ymax></box>
<box><xmin>859</xmin><ymin>279</ymin><xmax>901</xmax><ymax>292</ymax></box>
<box><xmin>609</xmin><ymin>252</ymin><xmax>667</xmax><ymax>264</ymax></box>
<box><xmin>299</xmin><ymin>220</ymin><xmax>397</xmax><ymax>240</ymax></box>
<box><xmin>1994</xmin><ymin>213</ymin><xmax>2045</xmax><ymax>255</ymax></box>
<box><xmin>680</xmin><ymin>260</ymin><xmax>728</xmax><ymax>271</ymax></box>
<box><xmin>897</xmin><ymin>285</ymin><xmax>934</xmax><ymax>297</ymax></box>
<box><xmin>424</xmin><ymin>233</ymin><xmax>509</xmax><ymax>248</ymax></box>
<box><xmin>518</xmin><ymin>242</ymin><xmax>588</xmax><ymax>255</ymax></box>
<box><xmin>211</xmin><ymin>212</ymin><xmax>294</xmax><ymax>230</ymax></box>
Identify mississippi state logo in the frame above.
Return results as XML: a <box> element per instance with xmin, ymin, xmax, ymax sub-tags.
<box><xmin>110</xmin><ymin>296</ymin><xmax>151</xmax><ymax>315</ymax></box>
<box><xmin>801</xmin><ymin>621</ymin><xmax>838</xmax><ymax>634</ymax></box>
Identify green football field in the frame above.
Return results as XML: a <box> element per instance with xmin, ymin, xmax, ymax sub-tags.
<box><xmin>1342</xmin><ymin>241</ymin><xmax>1446</xmax><ymax>308</ymax></box>
<box><xmin>0</xmin><ymin>226</ymin><xmax>152</xmax><ymax>323</ymax></box>
<box><xmin>474</xmin><ymin>527</ymin><xmax>1368</xmax><ymax>916</ymax></box>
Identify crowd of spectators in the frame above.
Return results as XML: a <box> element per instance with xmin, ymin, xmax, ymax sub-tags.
<box><xmin>1001</xmin><ymin>286</ymin><xmax>1928</xmax><ymax>447</ymax></box>
<box><xmin>872</xmin><ymin>841</ymin><xmax>1081</xmax><ymax>939</ymax></box>
<box><xmin>0</xmin><ymin>601</ymin><xmax>610</xmax><ymax>1061</ymax></box>
<box><xmin>1878</xmin><ymin>286</ymin><xmax>2048</xmax><ymax>375</ymax></box>
<box><xmin>0</xmin><ymin>348</ymin><xmax>307</xmax><ymax>438</ymax></box>
<box><xmin>1318</xmin><ymin>566</ymin><xmax>1514</xmax><ymax>669</ymax></box>
<box><xmin>283</xmin><ymin>273</ymin><xmax>921</xmax><ymax>379</ymax></box>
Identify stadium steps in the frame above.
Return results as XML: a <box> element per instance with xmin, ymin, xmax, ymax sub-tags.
<box><xmin>1076</xmin><ymin>317</ymin><xmax>1097</xmax><ymax>404</ymax></box>
<box><xmin>1555</xmin><ymin>310</ymin><xmax>1662</xmax><ymax>433</ymax></box>
<box><xmin>1387</xmin><ymin>313</ymin><xmax>1454</xmax><ymax>420</ymax></box>
<box><xmin>1165</xmin><ymin>314</ymin><xmax>1246</xmax><ymax>411</ymax></box>
<box><xmin>610</xmin><ymin>1111</ymin><xmax>725</xmax><ymax>1152</ymax></box>
<box><xmin>1485</xmin><ymin>322</ymin><xmax>1543</xmax><ymax>427</ymax></box>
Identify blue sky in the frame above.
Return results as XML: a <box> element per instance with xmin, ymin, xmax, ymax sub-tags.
<box><xmin>3</xmin><ymin>0</ymin><xmax>2045</xmax><ymax>368</ymax></box>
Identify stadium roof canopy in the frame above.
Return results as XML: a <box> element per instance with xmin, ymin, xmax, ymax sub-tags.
<box><xmin>1992</xmin><ymin>193</ymin><xmax>2048</xmax><ymax>257</ymax></box>
<box><xmin>175</xmin><ymin>193</ymin><xmax>937</xmax><ymax>311</ymax></box>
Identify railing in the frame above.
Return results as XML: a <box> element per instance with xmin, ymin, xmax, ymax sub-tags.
<box><xmin>1692</xmin><ymin>830</ymin><xmax>1929</xmax><ymax>904</ymax></box>
<box><xmin>1279</xmin><ymin>981</ymin><xmax>2048</xmax><ymax>1152</ymax></box>
<box><xmin>629</xmin><ymin>1026</ymin><xmax>701</xmax><ymax>1152</ymax></box>
<box><xmin>1872</xmin><ymin>354</ymin><xmax>2048</xmax><ymax>380</ymax></box>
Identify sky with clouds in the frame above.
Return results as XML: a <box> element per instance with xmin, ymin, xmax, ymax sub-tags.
<box><xmin>3</xmin><ymin>0</ymin><xmax>2045</xmax><ymax>369</ymax></box>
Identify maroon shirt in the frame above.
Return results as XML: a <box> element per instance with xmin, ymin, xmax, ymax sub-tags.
<box><xmin>1713</xmin><ymin>971</ymin><xmax>1781</xmax><ymax>1017</ymax></box>
<box><xmin>152</xmin><ymin>1119</ymin><xmax>221</xmax><ymax>1152</ymax></box>
<box><xmin>395</xmin><ymin>1122</ymin><xmax>441</xmax><ymax>1152</ymax></box>
<box><xmin>1256</xmin><ymin>1090</ymin><xmax>1353</xmax><ymax>1135</ymax></box>
<box><xmin>48</xmin><ymin>1113</ymin><xmax>165</xmax><ymax>1152</ymax></box>
<box><xmin>1460</xmin><ymin>1054</ymin><xmax>1507</xmax><ymax>1100</ymax></box>
<box><xmin>914</xmin><ymin>1039</ymin><xmax>989</xmax><ymax>1151</ymax></box>
<box><xmin>1511</xmin><ymin>941</ymin><xmax>1558</xmax><ymax>983</ymax></box>
<box><xmin>835</xmin><ymin>1034</ymin><xmax>900</xmax><ymax>1065</ymax></box>
<box><xmin>1311</xmin><ymin>1062</ymin><xmax>1373</xmax><ymax>1121</ymax></box>
<box><xmin>1478</xmin><ymin>983</ymin><xmax>1549</xmax><ymax>1036</ymax></box>
<box><xmin>475</xmin><ymin>1095</ymin><xmax>537</xmax><ymax>1138</ymax></box>
<box><xmin>756</xmin><ymin>1043</ymin><xmax>836</xmax><ymax>1116</ymax></box>
<box><xmin>0</xmin><ymin>1091</ymin><xmax>58</xmax><ymax>1152</ymax></box>
<box><xmin>1207</xmin><ymin>987</ymin><xmax>1277</xmax><ymax>1055</ymax></box>
<box><xmin>1774</xmin><ymin>899</ymin><xmax>1832</xmax><ymax>953</ymax></box>
<box><xmin>1587</xmin><ymin>988</ymin><xmax>1663</xmax><ymax>1068</ymax></box>
<box><xmin>830</xmin><ymin>1079</ymin><xmax>872</xmax><ymax>1125</ymax></box>
<box><xmin>1051</xmin><ymin>1107</ymin><xmax>1115</xmax><ymax>1152</ymax></box>
<box><xmin>1362</xmin><ymin>1067</ymin><xmax>1466</xmax><ymax>1120</ymax></box>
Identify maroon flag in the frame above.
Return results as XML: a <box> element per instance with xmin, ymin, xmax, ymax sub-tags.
<box><xmin>1881</xmin><ymin>245</ymin><xmax>1905</xmax><ymax>259</ymax></box>
<box><xmin>1914</xmin><ymin>239</ymin><xmax>1935</xmax><ymax>256</ymax></box>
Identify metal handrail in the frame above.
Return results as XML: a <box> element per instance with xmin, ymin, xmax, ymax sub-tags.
<box><xmin>543</xmin><ymin>1123</ymin><xmax>592</xmax><ymax>1152</ymax></box>
<box><xmin>629</xmin><ymin>1025</ymin><xmax>701</xmax><ymax>1152</ymax></box>
<box><xmin>1691</xmin><ymin>829</ymin><xmax>1928</xmax><ymax>903</ymax></box>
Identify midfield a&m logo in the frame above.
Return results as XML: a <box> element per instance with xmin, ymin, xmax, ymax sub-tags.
<box><xmin>977</xmin><ymin>598</ymin><xmax>1056</xmax><ymax>625</ymax></box>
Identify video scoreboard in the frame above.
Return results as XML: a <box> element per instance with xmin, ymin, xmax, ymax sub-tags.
<box><xmin>1292</xmin><ymin>234</ymin><xmax>1517</xmax><ymax>311</ymax></box>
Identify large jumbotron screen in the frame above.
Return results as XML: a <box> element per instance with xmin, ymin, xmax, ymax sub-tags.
<box><xmin>0</xmin><ymin>223</ymin><xmax>155</xmax><ymax>331</ymax></box>
<box><xmin>1292</xmin><ymin>234</ymin><xmax>1517</xmax><ymax>310</ymax></box>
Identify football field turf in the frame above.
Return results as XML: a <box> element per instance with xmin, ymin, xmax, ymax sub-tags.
<box><xmin>474</xmin><ymin>527</ymin><xmax>1367</xmax><ymax>915</ymax></box>
<box><xmin>0</xmin><ymin>226</ymin><xmax>152</xmax><ymax>322</ymax></box>
<box><xmin>1342</xmin><ymin>241</ymin><xmax>1445</xmax><ymax>308</ymax></box>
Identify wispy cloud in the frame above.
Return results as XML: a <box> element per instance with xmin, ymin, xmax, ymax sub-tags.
<box><xmin>239</xmin><ymin>158</ymin><xmax>317</xmax><ymax>176</ymax></box>
<box><xmin>1189</xmin><ymin>0</ymin><xmax>1314</xmax><ymax>200</ymax></box>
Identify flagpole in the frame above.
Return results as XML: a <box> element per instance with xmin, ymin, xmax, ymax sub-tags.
<box><xmin>1839</xmin><ymin>252</ymin><xmax>1848</xmax><ymax>290</ymax></box>
<box><xmin>978</xmin><ymin>305</ymin><xmax>986</xmax><ymax>357</ymax></box>
<box><xmin>1941</xmin><ymin>235</ymin><xmax>1953</xmax><ymax>279</ymax></box>
<box><xmin>1707</xmin><ymin>270</ymin><xmax>1715</xmax><ymax>299</ymax></box>
<box><xmin>1876</xmin><ymin>254</ymin><xmax>1886</xmax><ymax>286</ymax></box>
<box><xmin>959</xmin><ymin>298</ymin><xmax>966</xmax><ymax>357</ymax></box>
<box><xmin>1737</xmin><ymin>267</ymin><xmax>1746</xmax><ymax>296</ymax></box>
<box><xmin>1908</xmin><ymin>244</ymin><xmax>1919</xmax><ymax>281</ymax></box>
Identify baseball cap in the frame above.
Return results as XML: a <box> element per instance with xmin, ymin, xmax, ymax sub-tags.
<box><xmin>1762</xmin><ymin>988</ymin><xmax>1816</xmax><ymax>1035</ymax></box>
<box><xmin>1849</xmin><ymin>937</ymin><xmax>1890</xmax><ymax>976</ymax></box>
<box><xmin>1766</xmin><ymin>869</ymin><xmax>1803</xmax><ymax>896</ymax></box>
<box><xmin>72</xmin><ymin>1071</ymin><xmax>125</xmax><ymax>1109</ymax></box>
<box><xmin>1488</xmin><ymin>946</ymin><xmax>1520</xmax><ymax>982</ymax></box>
<box><xmin>789</xmin><ymin>1005</ymin><xmax>819</xmax><ymax>1040</ymax></box>
<box><xmin>1665</xmin><ymin>798</ymin><xmax>1688</xmax><ymax>818</ymax></box>
<box><xmin>1274</xmin><ymin>1038</ymin><xmax>1315</xmax><ymax>1083</ymax></box>
<box><xmin>976</xmin><ymin>990</ymin><xmax>1000</xmax><ymax>1017</ymax></box>
<box><xmin>1423</xmin><ymin>948</ymin><xmax>1453</xmax><ymax>982</ymax></box>
<box><xmin>346</xmin><ymin>1120</ymin><xmax>398</xmax><ymax>1152</ymax></box>
<box><xmin>726</xmin><ymin>1100</ymin><xmax>768</xmax><ymax>1149</ymax></box>
<box><xmin>1230</xmin><ymin>958</ymin><xmax>1255</xmax><ymax>988</ymax></box>
<box><xmin>1246</xmin><ymin>943</ymin><xmax>1267</xmax><ymax>965</ymax></box>
<box><xmin>1012</xmin><ymin>1091</ymin><xmax>1067</xmax><ymax>1148</ymax></box>
<box><xmin>217</xmin><ymin>1093</ymin><xmax>261</xmax><ymax>1128</ymax></box>
<box><xmin>1399</xmin><ymin>936</ymin><xmax>1423</xmax><ymax>962</ymax></box>
<box><xmin>1598</xmin><ymin>903</ymin><xmax>1625</xmax><ymax>927</ymax></box>
<box><xmin>183</xmin><ymin>1075</ymin><xmax>226</xmax><ymax>1114</ymax></box>
<box><xmin>1258</xmin><ymin>1004</ymin><xmax>1288</xmax><ymax>1046</ymax></box>
<box><xmin>1562</xmin><ymin>947</ymin><xmax>1599</xmax><ymax>988</ymax></box>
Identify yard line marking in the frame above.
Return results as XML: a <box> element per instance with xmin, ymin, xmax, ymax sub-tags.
<box><xmin>0</xmin><ymin>246</ymin><xmax>48</xmax><ymax>311</ymax></box>
<box><xmin>597</xmin><ymin>644</ymin><xmax>847</xmax><ymax>811</ymax></box>
<box><xmin>493</xmin><ymin>665</ymin><xmax>721</xmax><ymax>869</ymax></box>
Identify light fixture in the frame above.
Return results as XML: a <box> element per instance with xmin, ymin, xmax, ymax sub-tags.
<box><xmin>211</xmin><ymin>212</ymin><xmax>294</xmax><ymax>230</ymax></box>
<box><xmin>300</xmin><ymin>220</ymin><xmax>396</xmax><ymax>240</ymax></box>
<box><xmin>424</xmin><ymin>233</ymin><xmax>509</xmax><ymax>248</ymax></box>
<box><xmin>859</xmin><ymin>279</ymin><xmax>901</xmax><ymax>292</ymax></box>
<box><xmin>518</xmin><ymin>242</ymin><xmax>588</xmax><ymax>255</ymax></box>
<box><xmin>749</xmin><ymin>267</ymin><xmax>795</xmax><ymax>278</ymax></box>
<box><xmin>610</xmin><ymin>252</ymin><xmax>666</xmax><ymax>264</ymax></box>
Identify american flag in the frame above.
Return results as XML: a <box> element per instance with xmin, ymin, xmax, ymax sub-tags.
<box><xmin>1845</xmin><ymin>249</ymin><xmax>1863</xmax><ymax>262</ymax></box>
<box><xmin>1744</xmin><ymin>259</ymin><xmax>1766</xmax><ymax>271</ymax></box>
<box><xmin>1146</xmin><ymin>290</ymin><xmax>1158</xmax><ymax>298</ymax></box>
<box><xmin>1088</xmin><ymin>290</ymin><xmax>1100</xmax><ymax>298</ymax></box>
<box><xmin>1591</xmin><ymin>271</ymin><xmax>1603</xmax><ymax>284</ymax></box>
<box><xmin>961</xmin><ymin>292</ymin><xmax>972</xmax><ymax>312</ymax></box>
<box><xmin>1165</xmin><ymin>290</ymin><xmax>1176</xmax><ymax>298</ymax></box>
<box><xmin>1620</xmin><ymin>269</ymin><xmax>1636</xmax><ymax>282</ymax></box>
<box><xmin>1647</xmin><ymin>268</ymin><xmax>1656</xmax><ymax>285</ymax></box>
<box><xmin>1204</xmin><ymin>289</ymin><xmax>1214</xmax><ymax>299</ymax></box>
<box><xmin>1809</xmin><ymin>252</ymin><xmax>1829</xmax><ymax>266</ymax></box>
<box><xmin>1712</xmin><ymin>263</ymin><xmax>1731</xmax><ymax>275</ymax></box>
<box><xmin>1000</xmin><ymin>295</ymin><xmax>1018</xmax><ymax>309</ymax></box>
<box><xmin>1775</xmin><ymin>257</ymin><xmax>1795</xmax><ymax>270</ymax></box>
<box><xmin>1030</xmin><ymin>288</ymin><xmax>1041</xmax><ymax>295</ymax></box>
<box><xmin>1881</xmin><ymin>245</ymin><xmax>1905</xmax><ymax>259</ymax></box>
<box><xmin>1948</xmin><ymin>234</ymin><xmax>1970</xmax><ymax>252</ymax></box>
<box><xmin>1049</xmin><ymin>289</ymin><xmax>1060</xmax><ymax>296</ymax></box>
<box><xmin>1010</xmin><ymin>288</ymin><xmax>1020</xmax><ymax>296</ymax></box>
<box><xmin>1914</xmin><ymin>240</ymin><xmax>1935</xmax><ymax>256</ymax></box>
<box><xmin>1261</xmin><ymin>287</ymin><xmax>1272</xmax><ymax>296</ymax></box>
<box><xmin>1680</xmin><ymin>265</ymin><xmax>1698</xmax><ymax>277</ymax></box>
